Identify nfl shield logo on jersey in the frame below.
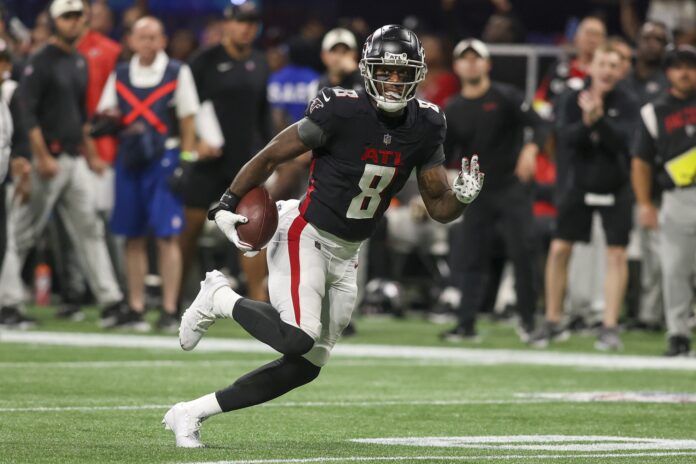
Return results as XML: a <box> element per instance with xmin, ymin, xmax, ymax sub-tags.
<box><xmin>383</xmin><ymin>133</ymin><xmax>392</xmax><ymax>145</ymax></box>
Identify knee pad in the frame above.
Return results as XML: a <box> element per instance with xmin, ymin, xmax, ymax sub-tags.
<box><xmin>279</xmin><ymin>323</ymin><xmax>316</xmax><ymax>356</ymax></box>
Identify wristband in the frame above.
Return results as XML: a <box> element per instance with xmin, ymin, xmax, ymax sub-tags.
<box><xmin>180</xmin><ymin>150</ymin><xmax>199</xmax><ymax>162</ymax></box>
<box><xmin>207</xmin><ymin>189</ymin><xmax>240</xmax><ymax>221</ymax></box>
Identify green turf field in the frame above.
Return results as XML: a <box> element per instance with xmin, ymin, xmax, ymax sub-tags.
<box><xmin>1</xmin><ymin>308</ymin><xmax>696</xmax><ymax>464</ymax></box>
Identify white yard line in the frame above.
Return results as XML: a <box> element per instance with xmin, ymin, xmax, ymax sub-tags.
<box><xmin>6</xmin><ymin>393</ymin><xmax>696</xmax><ymax>412</ymax></box>
<box><xmin>0</xmin><ymin>404</ymin><xmax>171</xmax><ymax>412</ymax></box>
<box><xmin>178</xmin><ymin>452</ymin><xmax>696</xmax><ymax>463</ymax></box>
<box><xmin>352</xmin><ymin>435</ymin><xmax>696</xmax><ymax>451</ymax></box>
<box><xmin>0</xmin><ymin>399</ymin><xmax>550</xmax><ymax>413</ymax></box>
<box><xmin>2</xmin><ymin>330</ymin><xmax>696</xmax><ymax>371</ymax></box>
<box><xmin>0</xmin><ymin>359</ymin><xmax>532</xmax><ymax>369</ymax></box>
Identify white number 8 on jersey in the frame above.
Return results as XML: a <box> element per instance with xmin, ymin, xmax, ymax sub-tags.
<box><xmin>346</xmin><ymin>164</ymin><xmax>397</xmax><ymax>219</ymax></box>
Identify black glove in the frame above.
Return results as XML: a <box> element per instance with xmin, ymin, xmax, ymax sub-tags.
<box><xmin>207</xmin><ymin>189</ymin><xmax>241</xmax><ymax>221</ymax></box>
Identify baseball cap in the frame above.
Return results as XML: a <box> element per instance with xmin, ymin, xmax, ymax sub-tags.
<box><xmin>322</xmin><ymin>28</ymin><xmax>357</xmax><ymax>52</ymax></box>
<box><xmin>224</xmin><ymin>1</ymin><xmax>261</xmax><ymax>22</ymax></box>
<box><xmin>453</xmin><ymin>38</ymin><xmax>490</xmax><ymax>59</ymax></box>
<box><xmin>49</xmin><ymin>0</ymin><xmax>83</xmax><ymax>19</ymax></box>
<box><xmin>665</xmin><ymin>45</ymin><xmax>696</xmax><ymax>68</ymax></box>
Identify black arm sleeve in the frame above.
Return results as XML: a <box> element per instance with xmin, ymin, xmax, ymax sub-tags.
<box><xmin>297</xmin><ymin>117</ymin><xmax>327</xmax><ymax>149</ymax></box>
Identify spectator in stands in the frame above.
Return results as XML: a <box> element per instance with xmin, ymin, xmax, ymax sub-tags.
<box><xmin>96</xmin><ymin>16</ymin><xmax>199</xmax><ymax>331</ymax></box>
<box><xmin>264</xmin><ymin>42</ymin><xmax>318</xmax><ymax>200</ymax></box>
<box><xmin>30</xmin><ymin>11</ymin><xmax>51</xmax><ymax>54</ymax></box>
<box><xmin>286</xmin><ymin>18</ymin><xmax>325</xmax><ymax>72</ymax></box>
<box><xmin>200</xmin><ymin>19</ymin><xmax>223</xmax><ymax>48</ymax></box>
<box><xmin>89</xmin><ymin>0</ymin><xmax>114</xmax><ymax>38</ymax></box>
<box><xmin>532</xmin><ymin>42</ymin><xmax>640</xmax><ymax>351</ymax></box>
<box><xmin>441</xmin><ymin>39</ymin><xmax>547</xmax><ymax>342</ymax></box>
<box><xmin>267</xmin><ymin>43</ymin><xmax>319</xmax><ymax>133</ymax></box>
<box><xmin>417</xmin><ymin>34</ymin><xmax>460</xmax><ymax>108</ymax></box>
<box><xmin>625</xmin><ymin>21</ymin><xmax>670</xmax><ymax>107</ymax></box>
<box><xmin>169</xmin><ymin>29</ymin><xmax>198</xmax><ymax>62</ymax></box>
<box><xmin>2</xmin><ymin>0</ymin><xmax>123</xmax><ymax>323</ymax></box>
<box><xmin>314</xmin><ymin>28</ymin><xmax>362</xmax><ymax>92</ymax></box>
<box><xmin>534</xmin><ymin>16</ymin><xmax>607</xmax><ymax>119</ymax></box>
<box><xmin>119</xmin><ymin>4</ymin><xmax>146</xmax><ymax>60</ymax></box>
<box><xmin>181</xmin><ymin>2</ymin><xmax>271</xmax><ymax>303</ymax></box>
<box><xmin>482</xmin><ymin>12</ymin><xmax>526</xmax><ymax>44</ymax></box>
<box><xmin>632</xmin><ymin>45</ymin><xmax>696</xmax><ymax>356</ymax></box>
<box><xmin>620</xmin><ymin>0</ymin><xmax>696</xmax><ymax>47</ymax></box>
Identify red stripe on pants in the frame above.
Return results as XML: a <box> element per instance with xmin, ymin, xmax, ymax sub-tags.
<box><xmin>288</xmin><ymin>215</ymin><xmax>309</xmax><ymax>325</ymax></box>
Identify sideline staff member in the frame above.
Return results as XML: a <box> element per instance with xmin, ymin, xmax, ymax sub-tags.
<box><xmin>442</xmin><ymin>39</ymin><xmax>548</xmax><ymax>342</ymax></box>
<box><xmin>181</xmin><ymin>2</ymin><xmax>271</xmax><ymax>301</ymax></box>
<box><xmin>534</xmin><ymin>43</ymin><xmax>640</xmax><ymax>351</ymax></box>
<box><xmin>8</xmin><ymin>0</ymin><xmax>123</xmax><ymax>316</ymax></box>
<box><xmin>632</xmin><ymin>46</ymin><xmax>696</xmax><ymax>357</ymax></box>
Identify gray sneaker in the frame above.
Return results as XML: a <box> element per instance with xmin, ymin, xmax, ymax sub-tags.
<box><xmin>528</xmin><ymin>320</ymin><xmax>570</xmax><ymax>348</ymax></box>
<box><xmin>595</xmin><ymin>326</ymin><xmax>623</xmax><ymax>351</ymax></box>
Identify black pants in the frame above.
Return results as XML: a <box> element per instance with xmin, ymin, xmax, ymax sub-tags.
<box><xmin>453</xmin><ymin>181</ymin><xmax>538</xmax><ymax>329</ymax></box>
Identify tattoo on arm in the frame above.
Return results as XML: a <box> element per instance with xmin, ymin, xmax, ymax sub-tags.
<box><xmin>417</xmin><ymin>165</ymin><xmax>466</xmax><ymax>223</ymax></box>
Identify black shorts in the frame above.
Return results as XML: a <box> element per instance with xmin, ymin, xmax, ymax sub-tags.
<box><xmin>554</xmin><ymin>186</ymin><xmax>633</xmax><ymax>247</ymax></box>
<box><xmin>182</xmin><ymin>158</ymin><xmax>235</xmax><ymax>210</ymax></box>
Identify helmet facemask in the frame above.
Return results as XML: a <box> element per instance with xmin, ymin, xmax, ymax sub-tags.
<box><xmin>360</xmin><ymin>52</ymin><xmax>427</xmax><ymax>112</ymax></box>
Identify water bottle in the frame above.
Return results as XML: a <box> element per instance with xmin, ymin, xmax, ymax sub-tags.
<box><xmin>34</xmin><ymin>263</ymin><xmax>52</xmax><ymax>306</ymax></box>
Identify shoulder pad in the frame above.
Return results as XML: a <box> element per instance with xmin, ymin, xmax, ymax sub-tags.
<box><xmin>325</xmin><ymin>86</ymin><xmax>366</xmax><ymax>118</ymax></box>
<box><xmin>417</xmin><ymin>98</ymin><xmax>446</xmax><ymax>128</ymax></box>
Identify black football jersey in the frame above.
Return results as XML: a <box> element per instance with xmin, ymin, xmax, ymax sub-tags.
<box><xmin>634</xmin><ymin>93</ymin><xmax>696</xmax><ymax>189</ymax></box>
<box><xmin>300</xmin><ymin>87</ymin><xmax>446</xmax><ymax>241</ymax></box>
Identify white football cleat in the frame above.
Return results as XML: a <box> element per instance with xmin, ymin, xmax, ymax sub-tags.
<box><xmin>162</xmin><ymin>403</ymin><xmax>204</xmax><ymax>448</ymax></box>
<box><xmin>179</xmin><ymin>270</ymin><xmax>231</xmax><ymax>351</ymax></box>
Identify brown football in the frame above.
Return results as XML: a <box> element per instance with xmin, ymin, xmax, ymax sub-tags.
<box><xmin>235</xmin><ymin>187</ymin><xmax>279</xmax><ymax>251</ymax></box>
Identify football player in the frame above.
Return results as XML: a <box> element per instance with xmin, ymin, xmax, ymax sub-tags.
<box><xmin>163</xmin><ymin>25</ymin><xmax>484</xmax><ymax>448</ymax></box>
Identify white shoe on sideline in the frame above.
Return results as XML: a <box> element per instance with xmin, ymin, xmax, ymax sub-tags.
<box><xmin>162</xmin><ymin>403</ymin><xmax>204</xmax><ymax>448</ymax></box>
<box><xmin>179</xmin><ymin>270</ymin><xmax>231</xmax><ymax>351</ymax></box>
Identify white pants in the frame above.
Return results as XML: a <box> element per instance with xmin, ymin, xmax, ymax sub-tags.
<box><xmin>0</xmin><ymin>155</ymin><xmax>122</xmax><ymax>305</ymax></box>
<box><xmin>660</xmin><ymin>187</ymin><xmax>696</xmax><ymax>339</ymax></box>
<box><xmin>267</xmin><ymin>200</ymin><xmax>361</xmax><ymax>367</ymax></box>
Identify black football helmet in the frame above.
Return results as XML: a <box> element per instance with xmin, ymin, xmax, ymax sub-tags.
<box><xmin>359</xmin><ymin>25</ymin><xmax>427</xmax><ymax>112</ymax></box>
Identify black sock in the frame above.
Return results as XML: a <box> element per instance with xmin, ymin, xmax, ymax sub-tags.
<box><xmin>233</xmin><ymin>298</ymin><xmax>315</xmax><ymax>355</ymax></box>
<box><xmin>215</xmin><ymin>355</ymin><xmax>321</xmax><ymax>412</ymax></box>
